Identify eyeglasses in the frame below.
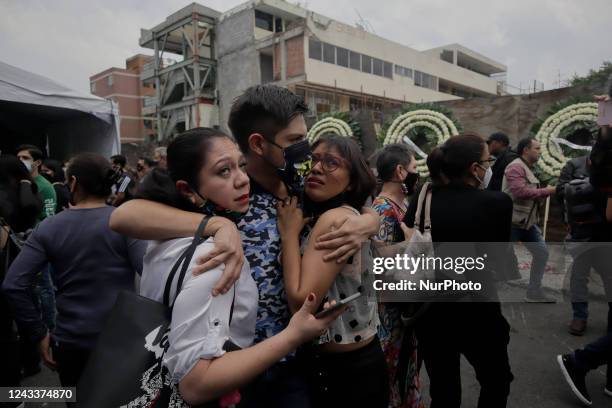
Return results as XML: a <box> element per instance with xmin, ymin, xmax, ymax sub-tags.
<box><xmin>311</xmin><ymin>153</ymin><xmax>348</xmax><ymax>173</ymax></box>
<box><xmin>477</xmin><ymin>157</ymin><xmax>496</xmax><ymax>168</ymax></box>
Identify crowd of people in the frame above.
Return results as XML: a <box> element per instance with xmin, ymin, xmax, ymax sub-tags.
<box><xmin>0</xmin><ymin>82</ymin><xmax>611</xmax><ymax>407</ymax></box>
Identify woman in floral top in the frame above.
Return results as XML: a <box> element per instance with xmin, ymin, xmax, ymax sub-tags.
<box><xmin>372</xmin><ymin>144</ymin><xmax>424</xmax><ymax>408</ymax></box>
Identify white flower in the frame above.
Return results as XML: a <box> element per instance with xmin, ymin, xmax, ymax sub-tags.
<box><xmin>535</xmin><ymin>102</ymin><xmax>598</xmax><ymax>178</ymax></box>
<box><xmin>307</xmin><ymin>117</ymin><xmax>354</xmax><ymax>143</ymax></box>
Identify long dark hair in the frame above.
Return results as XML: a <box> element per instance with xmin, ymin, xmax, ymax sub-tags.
<box><xmin>311</xmin><ymin>135</ymin><xmax>376</xmax><ymax>210</ymax></box>
<box><xmin>42</xmin><ymin>159</ymin><xmax>65</xmax><ymax>183</ymax></box>
<box><xmin>137</xmin><ymin>127</ymin><xmax>233</xmax><ymax>211</ymax></box>
<box><xmin>426</xmin><ymin>147</ymin><xmax>445</xmax><ymax>185</ymax></box>
<box><xmin>66</xmin><ymin>153</ymin><xmax>117</xmax><ymax>199</ymax></box>
<box><xmin>428</xmin><ymin>134</ymin><xmax>485</xmax><ymax>183</ymax></box>
<box><xmin>0</xmin><ymin>155</ymin><xmax>35</xmax><ymax>190</ymax></box>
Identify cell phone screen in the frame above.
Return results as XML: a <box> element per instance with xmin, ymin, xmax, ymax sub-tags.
<box><xmin>315</xmin><ymin>292</ymin><xmax>363</xmax><ymax>319</ymax></box>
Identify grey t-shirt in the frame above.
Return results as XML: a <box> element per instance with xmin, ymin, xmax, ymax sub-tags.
<box><xmin>3</xmin><ymin>206</ymin><xmax>145</xmax><ymax>349</ymax></box>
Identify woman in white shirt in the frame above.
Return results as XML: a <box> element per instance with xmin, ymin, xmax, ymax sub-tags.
<box><xmin>137</xmin><ymin>127</ymin><xmax>343</xmax><ymax>406</ymax></box>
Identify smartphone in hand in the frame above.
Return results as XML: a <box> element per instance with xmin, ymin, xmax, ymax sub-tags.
<box><xmin>315</xmin><ymin>292</ymin><xmax>363</xmax><ymax>319</ymax></box>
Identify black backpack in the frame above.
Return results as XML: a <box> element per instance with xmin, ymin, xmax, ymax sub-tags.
<box><xmin>564</xmin><ymin>177</ymin><xmax>603</xmax><ymax>240</ymax></box>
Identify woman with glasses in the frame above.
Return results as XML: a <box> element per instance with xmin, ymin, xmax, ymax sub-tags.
<box><xmin>404</xmin><ymin>134</ymin><xmax>514</xmax><ymax>408</ymax></box>
<box><xmin>277</xmin><ymin>134</ymin><xmax>388</xmax><ymax>407</ymax></box>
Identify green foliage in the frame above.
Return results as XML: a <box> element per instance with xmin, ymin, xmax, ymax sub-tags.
<box><xmin>569</xmin><ymin>61</ymin><xmax>612</xmax><ymax>87</ymax></box>
<box><xmin>376</xmin><ymin>103</ymin><xmax>463</xmax><ymax>148</ymax></box>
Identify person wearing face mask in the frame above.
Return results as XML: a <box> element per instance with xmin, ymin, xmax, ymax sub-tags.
<box><xmin>41</xmin><ymin>159</ymin><xmax>70</xmax><ymax>213</ymax></box>
<box><xmin>15</xmin><ymin>145</ymin><xmax>58</xmax><ymax>377</ymax></box>
<box><xmin>3</xmin><ymin>153</ymin><xmax>146</xmax><ymax>394</ymax></box>
<box><xmin>110</xmin><ymin>85</ymin><xmax>380</xmax><ymax>407</ymax></box>
<box><xmin>404</xmin><ymin>134</ymin><xmax>514</xmax><ymax>408</ymax></box>
<box><xmin>277</xmin><ymin>135</ymin><xmax>388</xmax><ymax>407</ymax></box>
<box><xmin>371</xmin><ymin>143</ymin><xmax>423</xmax><ymax>408</ymax></box>
<box><xmin>502</xmin><ymin>137</ymin><xmax>557</xmax><ymax>303</ymax></box>
<box><xmin>135</xmin><ymin>128</ymin><xmax>344</xmax><ymax>406</ymax></box>
<box><xmin>16</xmin><ymin>145</ymin><xmax>57</xmax><ymax>222</ymax></box>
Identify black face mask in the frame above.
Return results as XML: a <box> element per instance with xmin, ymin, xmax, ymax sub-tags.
<box><xmin>402</xmin><ymin>171</ymin><xmax>419</xmax><ymax>196</ymax></box>
<box><xmin>302</xmin><ymin>191</ymin><xmax>347</xmax><ymax>220</ymax></box>
<box><xmin>41</xmin><ymin>172</ymin><xmax>54</xmax><ymax>183</ymax></box>
<box><xmin>268</xmin><ymin>139</ymin><xmax>313</xmax><ymax>196</ymax></box>
<box><xmin>193</xmin><ymin>189</ymin><xmax>245</xmax><ymax>224</ymax></box>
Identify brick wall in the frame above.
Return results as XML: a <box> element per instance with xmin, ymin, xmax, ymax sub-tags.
<box><xmin>286</xmin><ymin>36</ymin><xmax>304</xmax><ymax>78</ymax></box>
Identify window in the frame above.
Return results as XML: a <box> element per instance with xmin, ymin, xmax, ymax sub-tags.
<box><xmin>336</xmin><ymin>47</ymin><xmax>349</xmax><ymax>67</ymax></box>
<box><xmin>107</xmin><ymin>75</ymin><xmax>113</xmax><ymax>87</ymax></box>
<box><xmin>255</xmin><ymin>10</ymin><xmax>274</xmax><ymax>31</ymax></box>
<box><xmin>274</xmin><ymin>17</ymin><xmax>283</xmax><ymax>32</ymax></box>
<box><xmin>414</xmin><ymin>70</ymin><xmax>423</xmax><ymax>86</ymax></box>
<box><xmin>414</xmin><ymin>70</ymin><xmax>438</xmax><ymax>90</ymax></box>
<box><xmin>349</xmin><ymin>51</ymin><xmax>361</xmax><ymax>70</ymax></box>
<box><xmin>90</xmin><ymin>81</ymin><xmax>96</xmax><ymax>93</ymax></box>
<box><xmin>372</xmin><ymin>58</ymin><xmax>383</xmax><ymax>76</ymax></box>
<box><xmin>361</xmin><ymin>55</ymin><xmax>372</xmax><ymax>74</ymax></box>
<box><xmin>395</xmin><ymin>65</ymin><xmax>413</xmax><ymax>78</ymax></box>
<box><xmin>309</xmin><ymin>38</ymin><xmax>322</xmax><ymax>60</ymax></box>
<box><xmin>323</xmin><ymin>43</ymin><xmax>335</xmax><ymax>64</ymax></box>
<box><xmin>383</xmin><ymin>61</ymin><xmax>393</xmax><ymax>79</ymax></box>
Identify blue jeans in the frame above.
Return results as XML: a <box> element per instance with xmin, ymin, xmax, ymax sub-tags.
<box><xmin>573</xmin><ymin>332</ymin><xmax>612</xmax><ymax>381</ymax></box>
<box><xmin>33</xmin><ymin>265</ymin><xmax>56</xmax><ymax>331</ymax></box>
<box><xmin>511</xmin><ymin>225</ymin><xmax>549</xmax><ymax>294</ymax></box>
<box><xmin>569</xmin><ymin>246</ymin><xmax>612</xmax><ymax>327</ymax></box>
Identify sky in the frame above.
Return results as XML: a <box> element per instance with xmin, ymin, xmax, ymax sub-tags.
<box><xmin>0</xmin><ymin>0</ymin><xmax>610</xmax><ymax>94</ymax></box>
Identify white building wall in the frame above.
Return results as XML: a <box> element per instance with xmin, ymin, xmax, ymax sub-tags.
<box><xmin>304</xmin><ymin>16</ymin><xmax>499</xmax><ymax>99</ymax></box>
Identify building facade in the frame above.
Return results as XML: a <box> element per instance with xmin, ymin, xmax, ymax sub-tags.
<box><xmin>90</xmin><ymin>54</ymin><xmax>156</xmax><ymax>143</ymax></box>
<box><xmin>140</xmin><ymin>0</ymin><xmax>507</xmax><ymax>138</ymax></box>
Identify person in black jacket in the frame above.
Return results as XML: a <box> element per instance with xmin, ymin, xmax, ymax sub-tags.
<box><xmin>41</xmin><ymin>159</ymin><xmax>70</xmax><ymax>213</ymax></box>
<box><xmin>404</xmin><ymin>134</ymin><xmax>514</xmax><ymax>408</ymax></box>
<box><xmin>555</xmin><ymin>155</ymin><xmax>611</xmax><ymax>336</ymax></box>
<box><xmin>486</xmin><ymin>132</ymin><xmax>518</xmax><ymax>191</ymax></box>
<box><xmin>0</xmin><ymin>155</ymin><xmax>42</xmax><ymax>393</ymax></box>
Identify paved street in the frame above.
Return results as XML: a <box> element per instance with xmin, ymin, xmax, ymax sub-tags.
<box><xmin>18</xmin><ymin>246</ymin><xmax>612</xmax><ymax>407</ymax></box>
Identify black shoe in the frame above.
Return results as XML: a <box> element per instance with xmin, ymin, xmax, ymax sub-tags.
<box><xmin>557</xmin><ymin>354</ymin><xmax>592</xmax><ymax>406</ymax></box>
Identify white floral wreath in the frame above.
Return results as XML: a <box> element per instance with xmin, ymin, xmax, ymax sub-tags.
<box><xmin>535</xmin><ymin>102</ymin><xmax>598</xmax><ymax>178</ymax></box>
<box><xmin>307</xmin><ymin>117</ymin><xmax>354</xmax><ymax>143</ymax></box>
<box><xmin>383</xmin><ymin>109</ymin><xmax>459</xmax><ymax>177</ymax></box>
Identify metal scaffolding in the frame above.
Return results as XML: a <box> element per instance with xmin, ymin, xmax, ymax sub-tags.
<box><xmin>140</xmin><ymin>4</ymin><xmax>220</xmax><ymax>140</ymax></box>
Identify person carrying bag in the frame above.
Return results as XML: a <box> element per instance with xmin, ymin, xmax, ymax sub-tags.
<box><xmin>77</xmin><ymin>217</ymin><xmax>210</xmax><ymax>408</ymax></box>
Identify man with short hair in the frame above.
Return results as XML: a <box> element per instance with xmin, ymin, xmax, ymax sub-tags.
<box><xmin>15</xmin><ymin>144</ymin><xmax>58</xmax><ymax>378</ymax></box>
<box><xmin>487</xmin><ymin>132</ymin><xmax>518</xmax><ymax>191</ymax></box>
<box><xmin>136</xmin><ymin>157</ymin><xmax>156</xmax><ymax>181</ymax></box>
<box><xmin>503</xmin><ymin>137</ymin><xmax>556</xmax><ymax>302</ymax></box>
<box><xmin>16</xmin><ymin>145</ymin><xmax>56</xmax><ymax>221</ymax></box>
<box><xmin>153</xmin><ymin>147</ymin><xmax>167</xmax><ymax>170</ymax></box>
<box><xmin>110</xmin><ymin>85</ymin><xmax>380</xmax><ymax>407</ymax></box>
<box><xmin>110</xmin><ymin>155</ymin><xmax>134</xmax><ymax>207</ymax></box>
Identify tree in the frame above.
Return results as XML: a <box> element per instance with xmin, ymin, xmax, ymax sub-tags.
<box><xmin>569</xmin><ymin>61</ymin><xmax>612</xmax><ymax>88</ymax></box>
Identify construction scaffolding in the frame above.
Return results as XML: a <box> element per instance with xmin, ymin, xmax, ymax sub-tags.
<box><xmin>140</xmin><ymin>4</ymin><xmax>220</xmax><ymax>140</ymax></box>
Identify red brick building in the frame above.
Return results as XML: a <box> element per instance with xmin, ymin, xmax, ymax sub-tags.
<box><xmin>90</xmin><ymin>54</ymin><xmax>155</xmax><ymax>144</ymax></box>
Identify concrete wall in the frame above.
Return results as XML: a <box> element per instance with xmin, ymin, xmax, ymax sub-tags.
<box><xmin>216</xmin><ymin>7</ymin><xmax>260</xmax><ymax>131</ymax></box>
<box><xmin>436</xmin><ymin>82</ymin><xmax>604</xmax><ymax>145</ymax></box>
